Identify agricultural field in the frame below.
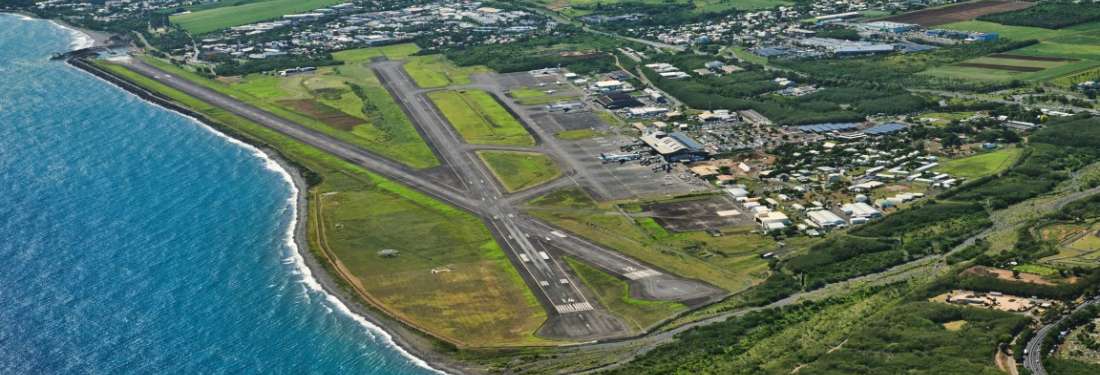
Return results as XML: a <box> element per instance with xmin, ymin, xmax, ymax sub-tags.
<box><xmin>934</xmin><ymin>147</ymin><xmax>1023</xmax><ymax>179</ymax></box>
<box><xmin>477</xmin><ymin>151</ymin><xmax>561</xmax><ymax>192</ymax></box>
<box><xmin>403</xmin><ymin>54</ymin><xmax>490</xmax><ymax>89</ymax></box>
<box><xmin>140</xmin><ymin>47</ymin><xmax>439</xmax><ymax>169</ymax></box>
<box><xmin>564</xmin><ymin>257</ymin><xmax>685</xmax><ymax>333</ymax></box>
<box><xmin>428</xmin><ymin>90</ymin><xmax>536</xmax><ymax>146</ymax></box>
<box><xmin>169</xmin><ymin>0</ymin><xmax>346</xmax><ymax>34</ymax></box>
<box><xmin>936</xmin><ymin>20</ymin><xmax>1100</xmax><ymax>85</ymax></box>
<box><xmin>525</xmin><ymin>189</ymin><xmax>790</xmax><ymax>292</ymax></box>
<box><xmin>881</xmin><ymin>0</ymin><xmax>1034</xmax><ymax>27</ymax></box>
<box><xmin>93</xmin><ymin>60</ymin><xmax>550</xmax><ymax>347</ymax></box>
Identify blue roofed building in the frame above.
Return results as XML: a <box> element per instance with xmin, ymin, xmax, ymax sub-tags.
<box><xmin>640</xmin><ymin>131</ymin><xmax>710</xmax><ymax>162</ymax></box>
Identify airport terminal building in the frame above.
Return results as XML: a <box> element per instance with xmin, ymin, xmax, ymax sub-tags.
<box><xmin>640</xmin><ymin>131</ymin><xmax>709</xmax><ymax>162</ymax></box>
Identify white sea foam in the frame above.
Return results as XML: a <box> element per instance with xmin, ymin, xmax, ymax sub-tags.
<box><xmin>42</xmin><ymin>17</ymin><xmax>95</xmax><ymax>50</ymax></box>
<box><xmin>75</xmin><ymin>67</ymin><xmax>447</xmax><ymax>374</ymax></box>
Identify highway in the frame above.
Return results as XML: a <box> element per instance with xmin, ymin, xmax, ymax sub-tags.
<box><xmin>1024</xmin><ymin>298</ymin><xmax>1100</xmax><ymax>375</ymax></box>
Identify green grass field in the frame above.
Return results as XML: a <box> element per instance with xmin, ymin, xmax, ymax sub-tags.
<box><xmin>403</xmin><ymin>54</ymin><xmax>490</xmax><ymax>88</ymax></box>
<box><xmin>477</xmin><ymin>151</ymin><xmax>562</xmax><ymax>192</ymax></box>
<box><xmin>140</xmin><ymin>52</ymin><xmax>439</xmax><ymax>169</ymax></box>
<box><xmin>525</xmin><ymin>189</ymin><xmax>783</xmax><ymax>292</ymax></box>
<box><xmin>564</xmin><ymin>257</ymin><xmax>685</xmax><ymax>332</ymax></box>
<box><xmin>508</xmin><ymin>88</ymin><xmax>581</xmax><ymax>106</ymax></box>
<box><xmin>94</xmin><ymin>60</ymin><xmax>550</xmax><ymax>346</ymax></box>
<box><xmin>428</xmin><ymin>90</ymin><xmax>535</xmax><ymax>146</ymax></box>
<box><xmin>170</xmin><ymin>0</ymin><xmax>346</xmax><ymax>34</ymax></box>
<box><xmin>332</xmin><ymin>44</ymin><xmax>421</xmax><ymax>62</ymax></box>
<box><xmin>935</xmin><ymin>147</ymin><xmax>1023</xmax><ymax>179</ymax></box>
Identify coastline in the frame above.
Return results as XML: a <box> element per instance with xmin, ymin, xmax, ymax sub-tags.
<box><xmin>27</xmin><ymin>14</ymin><xmax>472</xmax><ymax>375</ymax></box>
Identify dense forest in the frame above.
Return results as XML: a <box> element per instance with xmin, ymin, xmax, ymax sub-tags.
<box><xmin>978</xmin><ymin>1</ymin><xmax>1100</xmax><ymax>29</ymax></box>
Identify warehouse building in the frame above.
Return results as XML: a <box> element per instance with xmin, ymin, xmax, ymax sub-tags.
<box><xmin>807</xmin><ymin>209</ymin><xmax>846</xmax><ymax>229</ymax></box>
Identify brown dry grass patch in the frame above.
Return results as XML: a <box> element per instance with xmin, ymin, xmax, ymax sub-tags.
<box><xmin>277</xmin><ymin>99</ymin><xmax>363</xmax><ymax>130</ymax></box>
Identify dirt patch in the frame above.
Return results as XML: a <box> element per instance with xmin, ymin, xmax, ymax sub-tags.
<box><xmin>277</xmin><ymin>99</ymin><xmax>364</xmax><ymax>130</ymax></box>
<box><xmin>962</xmin><ymin>266</ymin><xmax>1057</xmax><ymax>285</ymax></box>
<box><xmin>955</xmin><ymin>62</ymin><xmax>1045</xmax><ymax>72</ymax></box>
<box><xmin>989</xmin><ymin>53</ymin><xmax>1078</xmax><ymax>62</ymax></box>
<box><xmin>642</xmin><ymin>196</ymin><xmax>746</xmax><ymax>232</ymax></box>
<box><xmin>884</xmin><ymin>0</ymin><xmax>1035</xmax><ymax>26</ymax></box>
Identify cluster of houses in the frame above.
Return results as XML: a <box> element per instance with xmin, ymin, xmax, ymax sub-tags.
<box><xmin>187</xmin><ymin>1</ymin><xmax>551</xmax><ymax>62</ymax></box>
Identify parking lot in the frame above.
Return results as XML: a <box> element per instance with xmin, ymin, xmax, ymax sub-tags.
<box><xmin>643</xmin><ymin>196</ymin><xmax>747</xmax><ymax>232</ymax></box>
<box><xmin>561</xmin><ymin>134</ymin><xmax>709</xmax><ymax>200</ymax></box>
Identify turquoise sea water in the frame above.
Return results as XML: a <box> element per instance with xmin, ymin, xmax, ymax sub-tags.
<box><xmin>0</xmin><ymin>14</ymin><xmax>435</xmax><ymax>374</ymax></box>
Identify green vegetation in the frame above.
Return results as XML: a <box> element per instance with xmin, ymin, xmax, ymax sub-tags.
<box><xmin>978</xmin><ymin>1</ymin><xmax>1100</xmax><ymax>29</ymax></box>
<box><xmin>609</xmin><ymin>282</ymin><xmax>1028</xmax><ymax>375</ymax></box>
<box><xmin>526</xmin><ymin>189</ymin><xmax>782</xmax><ymax>292</ymax></box>
<box><xmin>428</xmin><ymin>90</ymin><xmax>535</xmax><ymax>146</ymax></box>
<box><xmin>785</xmin><ymin>236</ymin><xmax>904</xmax><ymax>289</ymax></box>
<box><xmin>564</xmin><ymin>257</ymin><xmax>685</xmax><ymax>332</ymax></box>
<box><xmin>403</xmin><ymin>54</ymin><xmax>490</xmax><ymax>88</ymax></box>
<box><xmin>1047</xmin><ymin>358</ymin><xmax>1100</xmax><ymax>375</ymax></box>
<box><xmin>93</xmin><ymin>60</ymin><xmax>549</xmax><ymax>346</ymax></box>
<box><xmin>445</xmin><ymin>33</ymin><xmax>631</xmax><ymax>74</ymax></box>
<box><xmin>169</xmin><ymin>0</ymin><xmax>346</xmax><ymax>34</ymax></box>
<box><xmin>798</xmin><ymin>301</ymin><xmax>1028</xmax><ymax>374</ymax></box>
<box><xmin>140</xmin><ymin>52</ymin><xmax>439</xmax><ymax>169</ymax></box>
<box><xmin>935</xmin><ymin>147</ymin><xmax>1023</xmax><ymax>179</ymax></box>
<box><xmin>476</xmin><ymin>151</ymin><xmax>561</xmax><ymax>192</ymax></box>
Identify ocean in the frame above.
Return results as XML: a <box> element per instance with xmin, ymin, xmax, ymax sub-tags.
<box><xmin>0</xmin><ymin>13</ymin><xmax>437</xmax><ymax>374</ymax></box>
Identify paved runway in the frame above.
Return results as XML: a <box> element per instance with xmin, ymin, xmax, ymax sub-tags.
<box><xmin>121</xmin><ymin>57</ymin><xmax>725</xmax><ymax>341</ymax></box>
